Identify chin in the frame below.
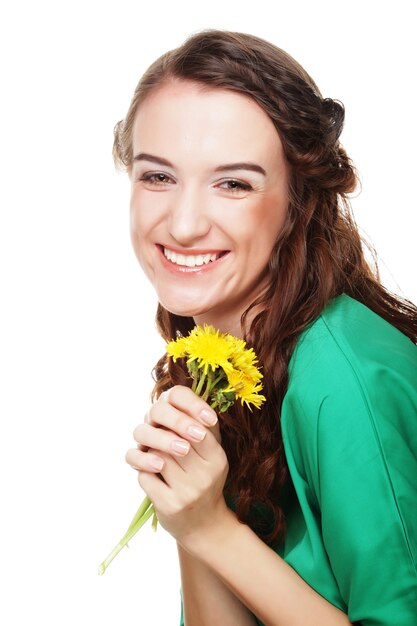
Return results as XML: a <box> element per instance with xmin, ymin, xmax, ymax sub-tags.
<box><xmin>154</xmin><ymin>285</ymin><xmax>209</xmax><ymax>317</ymax></box>
<box><xmin>157</xmin><ymin>296</ymin><xmax>210</xmax><ymax>319</ymax></box>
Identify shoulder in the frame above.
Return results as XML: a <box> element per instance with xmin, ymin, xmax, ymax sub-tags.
<box><xmin>281</xmin><ymin>294</ymin><xmax>417</xmax><ymax>476</ymax></box>
<box><xmin>316</xmin><ymin>293</ymin><xmax>417</xmax><ymax>372</ymax></box>
<box><xmin>284</xmin><ymin>293</ymin><xmax>417</xmax><ymax>415</ymax></box>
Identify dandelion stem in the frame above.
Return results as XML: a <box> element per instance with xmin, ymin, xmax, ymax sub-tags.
<box><xmin>98</xmin><ymin>504</ymin><xmax>155</xmax><ymax>575</ymax></box>
<box><xmin>212</xmin><ymin>372</ymin><xmax>226</xmax><ymax>388</ymax></box>
<box><xmin>201</xmin><ymin>369</ymin><xmax>215</xmax><ymax>401</ymax></box>
<box><xmin>195</xmin><ymin>371</ymin><xmax>206</xmax><ymax>396</ymax></box>
<box><xmin>126</xmin><ymin>496</ymin><xmax>153</xmax><ymax>534</ymax></box>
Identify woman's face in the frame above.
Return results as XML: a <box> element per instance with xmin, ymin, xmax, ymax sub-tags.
<box><xmin>130</xmin><ymin>80</ymin><xmax>289</xmax><ymax>335</ymax></box>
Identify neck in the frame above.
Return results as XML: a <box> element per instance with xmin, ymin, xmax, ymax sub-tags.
<box><xmin>193</xmin><ymin>313</ymin><xmax>244</xmax><ymax>339</ymax></box>
<box><xmin>193</xmin><ymin>285</ymin><xmax>269</xmax><ymax>340</ymax></box>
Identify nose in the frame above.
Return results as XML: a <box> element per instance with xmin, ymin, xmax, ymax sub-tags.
<box><xmin>168</xmin><ymin>183</ymin><xmax>211</xmax><ymax>245</ymax></box>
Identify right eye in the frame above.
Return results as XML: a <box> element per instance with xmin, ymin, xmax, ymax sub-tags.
<box><xmin>137</xmin><ymin>172</ymin><xmax>174</xmax><ymax>186</ymax></box>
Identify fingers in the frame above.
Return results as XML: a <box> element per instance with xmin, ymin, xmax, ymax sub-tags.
<box><xmin>132</xmin><ymin>422</ymin><xmax>191</xmax><ymax>458</ymax></box>
<box><xmin>136</xmin><ymin>418</ymin><xmax>221</xmax><ymax>464</ymax></box>
<box><xmin>159</xmin><ymin>386</ymin><xmax>218</xmax><ymax>427</ymax></box>
<box><xmin>142</xmin><ymin>386</ymin><xmax>218</xmax><ymax>450</ymax></box>
<box><xmin>126</xmin><ymin>446</ymin><xmax>190</xmax><ymax>491</ymax></box>
<box><xmin>126</xmin><ymin>442</ymin><xmax>182</xmax><ymax>476</ymax></box>
<box><xmin>134</xmin><ymin>445</ymin><xmax>227</xmax><ymax>500</ymax></box>
<box><xmin>128</xmin><ymin>422</ymin><xmax>218</xmax><ymax>474</ymax></box>
<box><xmin>127</xmin><ymin>385</ymin><xmax>222</xmax><ymax>476</ymax></box>
<box><xmin>127</xmin><ymin>421</ymin><xmax>223</xmax><ymax>483</ymax></box>
<box><xmin>125</xmin><ymin>447</ymin><xmax>166</xmax><ymax>473</ymax></box>
<box><xmin>143</xmin><ymin>404</ymin><xmax>208</xmax><ymax>445</ymax></box>
<box><xmin>137</xmin><ymin>468</ymin><xmax>172</xmax><ymax>510</ymax></box>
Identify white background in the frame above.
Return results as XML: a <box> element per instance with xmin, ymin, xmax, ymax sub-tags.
<box><xmin>1</xmin><ymin>1</ymin><xmax>416</xmax><ymax>624</ymax></box>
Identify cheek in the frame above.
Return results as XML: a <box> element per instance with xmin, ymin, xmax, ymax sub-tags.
<box><xmin>129</xmin><ymin>194</ymin><xmax>154</xmax><ymax>240</ymax></box>
<box><xmin>239</xmin><ymin>202</ymin><xmax>287</xmax><ymax>260</ymax></box>
<box><xmin>129</xmin><ymin>203</ymin><xmax>151</xmax><ymax>267</ymax></box>
<box><xmin>129</xmin><ymin>187</ymin><xmax>167</xmax><ymax>237</ymax></box>
<box><xmin>129</xmin><ymin>206</ymin><xmax>143</xmax><ymax>236</ymax></box>
<box><xmin>262</xmin><ymin>195</ymin><xmax>288</xmax><ymax>245</ymax></box>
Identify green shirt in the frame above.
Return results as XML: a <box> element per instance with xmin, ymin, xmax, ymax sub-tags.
<box><xmin>180</xmin><ymin>295</ymin><xmax>417</xmax><ymax>625</ymax></box>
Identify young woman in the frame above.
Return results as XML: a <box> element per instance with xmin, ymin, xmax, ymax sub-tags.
<box><xmin>121</xmin><ymin>30</ymin><xmax>417</xmax><ymax>625</ymax></box>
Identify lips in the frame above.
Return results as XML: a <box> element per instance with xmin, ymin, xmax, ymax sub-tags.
<box><xmin>163</xmin><ymin>248</ymin><xmax>220</xmax><ymax>267</ymax></box>
<box><xmin>163</xmin><ymin>247</ymin><xmax>222</xmax><ymax>268</ymax></box>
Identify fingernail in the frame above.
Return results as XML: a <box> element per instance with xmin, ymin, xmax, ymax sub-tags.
<box><xmin>200</xmin><ymin>408</ymin><xmax>218</xmax><ymax>426</ymax></box>
<box><xmin>187</xmin><ymin>425</ymin><xmax>206</xmax><ymax>441</ymax></box>
<box><xmin>170</xmin><ymin>440</ymin><xmax>190</xmax><ymax>455</ymax></box>
<box><xmin>149</xmin><ymin>457</ymin><xmax>164</xmax><ymax>471</ymax></box>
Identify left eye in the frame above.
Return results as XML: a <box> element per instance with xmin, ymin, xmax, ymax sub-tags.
<box><xmin>218</xmin><ymin>180</ymin><xmax>252</xmax><ymax>192</ymax></box>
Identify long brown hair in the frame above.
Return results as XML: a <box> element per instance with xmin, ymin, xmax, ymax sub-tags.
<box><xmin>113</xmin><ymin>30</ymin><xmax>417</xmax><ymax>544</ymax></box>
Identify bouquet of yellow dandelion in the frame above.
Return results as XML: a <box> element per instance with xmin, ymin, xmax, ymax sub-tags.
<box><xmin>98</xmin><ymin>325</ymin><xmax>265</xmax><ymax>575</ymax></box>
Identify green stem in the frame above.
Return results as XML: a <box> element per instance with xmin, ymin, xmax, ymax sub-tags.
<box><xmin>151</xmin><ymin>510</ymin><xmax>158</xmax><ymax>531</ymax></box>
<box><xmin>195</xmin><ymin>371</ymin><xmax>207</xmax><ymax>396</ymax></box>
<box><xmin>201</xmin><ymin>369</ymin><xmax>227</xmax><ymax>402</ymax></box>
<box><xmin>126</xmin><ymin>496</ymin><xmax>153</xmax><ymax>534</ymax></box>
<box><xmin>98</xmin><ymin>505</ymin><xmax>155</xmax><ymax>575</ymax></box>
<box><xmin>212</xmin><ymin>372</ymin><xmax>226</xmax><ymax>389</ymax></box>
<box><xmin>201</xmin><ymin>370</ymin><xmax>214</xmax><ymax>402</ymax></box>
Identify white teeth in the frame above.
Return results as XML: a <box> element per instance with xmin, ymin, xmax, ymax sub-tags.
<box><xmin>163</xmin><ymin>248</ymin><xmax>220</xmax><ymax>267</ymax></box>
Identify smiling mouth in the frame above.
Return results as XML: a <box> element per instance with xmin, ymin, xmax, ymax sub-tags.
<box><xmin>162</xmin><ymin>246</ymin><xmax>227</xmax><ymax>268</ymax></box>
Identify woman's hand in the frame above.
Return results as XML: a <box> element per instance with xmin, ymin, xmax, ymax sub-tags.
<box><xmin>125</xmin><ymin>385</ymin><xmax>230</xmax><ymax>544</ymax></box>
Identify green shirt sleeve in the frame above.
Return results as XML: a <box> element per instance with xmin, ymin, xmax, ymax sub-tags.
<box><xmin>317</xmin><ymin>372</ymin><xmax>417</xmax><ymax>622</ymax></box>
<box><xmin>282</xmin><ymin>296</ymin><xmax>417</xmax><ymax>625</ymax></box>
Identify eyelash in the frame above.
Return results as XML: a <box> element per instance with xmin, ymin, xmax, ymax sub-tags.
<box><xmin>138</xmin><ymin>173</ymin><xmax>172</xmax><ymax>185</ymax></box>
<box><xmin>221</xmin><ymin>179</ymin><xmax>253</xmax><ymax>192</ymax></box>
<box><xmin>137</xmin><ymin>173</ymin><xmax>253</xmax><ymax>193</ymax></box>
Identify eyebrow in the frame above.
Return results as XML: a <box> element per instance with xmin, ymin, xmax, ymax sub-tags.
<box><xmin>133</xmin><ymin>152</ymin><xmax>266</xmax><ymax>176</ymax></box>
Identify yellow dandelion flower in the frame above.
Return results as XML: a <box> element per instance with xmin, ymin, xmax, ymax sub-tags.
<box><xmin>226</xmin><ymin>335</ymin><xmax>263</xmax><ymax>383</ymax></box>
<box><xmin>165</xmin><ymin>336</ymin><xmax>189</xmax><ymax>361</ymax></box>
<box><xmin>224</xmin><ymin>368</ymin><xmax>266</xmax><ymax>410</ymax></box>
<box><xmin>185</xmin><ymin>325</ymin><xmax>234</xmax><ymax>375</ymax></box>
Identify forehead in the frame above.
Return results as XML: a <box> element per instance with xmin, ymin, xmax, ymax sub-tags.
<box><xmin>131</xmin><ymin>80</ymin><xmax>284</xmax><ymax>165</ymax></box>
